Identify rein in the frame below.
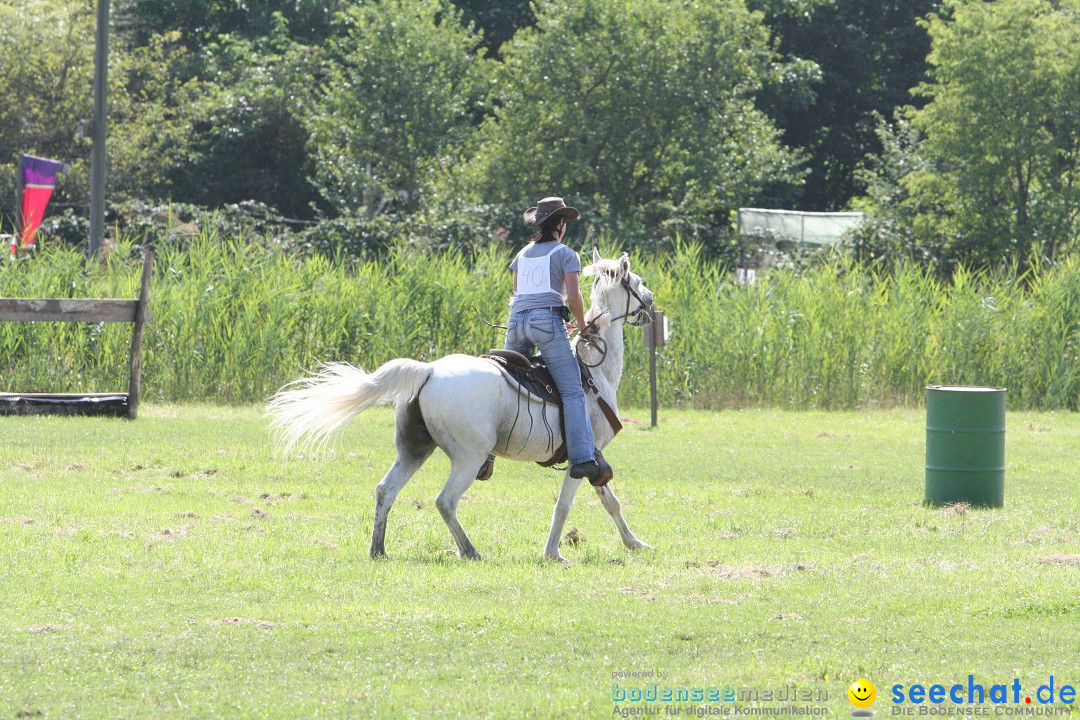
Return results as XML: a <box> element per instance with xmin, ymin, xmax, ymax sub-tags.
<box><xmin>472</xmin><ymin>305</ymin><xmax>508</xmax><ymax>331</ymax></box>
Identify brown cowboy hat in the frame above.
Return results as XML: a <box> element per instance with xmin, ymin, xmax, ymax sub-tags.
<box><xmin>523</xmin><ymin>197</ymin><xmax>580</xmax><ymax>226</ymax></box>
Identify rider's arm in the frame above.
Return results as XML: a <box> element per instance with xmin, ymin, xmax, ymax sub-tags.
<box><xmin>564</xmin><ymin>271</ymin><xmax>587</xmax><ymax>330</ymax></box>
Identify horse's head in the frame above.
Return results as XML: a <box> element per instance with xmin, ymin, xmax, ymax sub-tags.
<box><xmin>584</xmin><ymin>248</ymin><xmax>655</xmax><ymax>327</ymax></box>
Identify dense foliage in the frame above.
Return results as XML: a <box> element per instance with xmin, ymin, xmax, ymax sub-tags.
<box><xmin>752</xmin><ymin>0</ymin><xmax>938</xmax><ymax>211</ymax></box>
<box><xmin>1</xmin><ymin>0</ymin><xmax>1078</xmax><ymax>270</ymax></box>
<box><xmin>4</xmin><ymin>239</ymin><xmax>1080</xmax><ymax>410</ymax></box>
<box><xmin>442</xmin><ymin>0</ymin><xmax>803</xmax><ymax>248</ymax></box>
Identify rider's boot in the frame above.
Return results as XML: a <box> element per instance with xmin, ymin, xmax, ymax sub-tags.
<box><xmin>569</xmin><ymin>448</ymin><xmax>613</xmax><ymax>487</ymax></box>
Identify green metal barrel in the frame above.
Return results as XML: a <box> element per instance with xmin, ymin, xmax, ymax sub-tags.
<box><xmin>925</xmin><ymin>386</ymin><xmax>1006</xmax><ymax>508</ymax></box>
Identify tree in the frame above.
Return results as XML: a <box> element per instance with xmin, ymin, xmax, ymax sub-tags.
<box><xmin>903</xmin><ymin>0</ymin><xmax>1080</xmax><ymax>268</ymax></box>
<box><xmin>305</xmin><ymin>0</ymin><xmax>492</xmax><ymax>217</ymax></box>
<box><xmin>108</xmin><ymin>16</ymin><xmax>331</xmax><ymax>218</ymax></box>
<box><xmin>440</xmin><ymin>0</ymin><xmax>803</xmax><ymax>248</ymax></box>
<box><xmin>450</xmin><ymin>0</ymin><xmax>534</xmax><ymax>57</ymax></box>
<box><xmin>115</xmin><ymin>0</ymin><xmax>347</xmax><ymax>47</ymax></box>
<box><xmin>751</xmin><ymin>0</ymin><xmax>939</xmax><ymax>211</ymax></box>
<box><xmin>0</xmin><ymin>0</ymin><xmax>95</xmax><ymax>225</ymax></box>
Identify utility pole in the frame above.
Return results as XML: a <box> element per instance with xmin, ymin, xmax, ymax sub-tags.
<box><xmin>88</xmin><ymin>0</ymin><xmax>109</xmax><ymax>257</ymax></box>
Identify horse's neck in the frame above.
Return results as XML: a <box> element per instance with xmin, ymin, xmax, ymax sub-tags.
<box><xmin>580</xmin><ymin>305</ymin><xmax>625</xmax><ymax>395</ymax></box>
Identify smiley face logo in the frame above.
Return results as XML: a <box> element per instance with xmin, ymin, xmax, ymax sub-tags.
<box><xmin>848</xmin><ymin>679</ymin><xmax>877</xmax><ymax>709</ymax></box>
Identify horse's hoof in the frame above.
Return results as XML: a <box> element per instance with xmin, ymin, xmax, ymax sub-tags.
<box><xmin>475</xmin><ymin>458</ymin><xmax>494</xmax><ymax>481</ymax></box>
<box><xmin>625</xmin><ymin>539</ymin><xmax>653</xmax><ymax>551</ymax></box>
<box><xmin>544</xmin><ymin>552</ymin><xmax>570</xmax><ymax>564</ymax></box>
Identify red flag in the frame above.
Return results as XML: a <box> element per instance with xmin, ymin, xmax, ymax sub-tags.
<box><xmin>17</xmin><ymin>154</ymin><xmax>66</xmax><ymax>256</ymax></box>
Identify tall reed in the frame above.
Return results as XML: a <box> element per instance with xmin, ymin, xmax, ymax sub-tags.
<box><xmin>2</xmin><ymin>236</ymin><xmax>1079</xmax><ymax>410</ymax></box>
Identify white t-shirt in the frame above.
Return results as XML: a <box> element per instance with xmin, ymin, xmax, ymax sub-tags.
<box><xmin>509</xmin><ymin>242</ymin><xmax>582</xmax><ymax>312</ymax></box>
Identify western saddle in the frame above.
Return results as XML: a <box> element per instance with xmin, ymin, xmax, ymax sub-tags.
<box><xmin>480</xmin><ymin>349</ymin><xmax>622</xmax><ymax>468</ymax></box>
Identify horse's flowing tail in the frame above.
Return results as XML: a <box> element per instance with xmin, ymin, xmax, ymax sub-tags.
<box><xmin>267</xmin><ymin>359</ymin><xmax>432</xmax><ymax>454</ymax></box>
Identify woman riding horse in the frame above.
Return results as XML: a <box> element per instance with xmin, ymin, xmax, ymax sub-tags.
<box><xmin>478</xmin><ymin>197</ymin><xmax>612</xmax><ymax>486</ymax></box>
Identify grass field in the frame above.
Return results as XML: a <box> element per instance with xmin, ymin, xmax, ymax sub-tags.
<box><xmin>1</xmin><ymin>406</ymin><xmax>1077</xmax><ymax>719</ymax></box>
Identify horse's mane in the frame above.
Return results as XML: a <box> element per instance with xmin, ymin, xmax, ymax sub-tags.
<box><xmin>583</xmin><ymin>256</ymin><xmax>626</xmax><ymax>292</ymax></box>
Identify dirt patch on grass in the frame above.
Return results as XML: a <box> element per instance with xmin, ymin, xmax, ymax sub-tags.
<box><xmin>564</xmin><ymin>527</ymin><xmax>585</xmax><ymax>546</ymax></box>
<box><xmin>148</xmin><ymin>527</ymin><xmax>189</xmax><ymax>543</ymax></box>
<box><xmin>108</xmin><ymin>484</ymin><xmax>170</xmax><ymax>495</ymax></box>
<box><xmin>1036</xmin><ymin>554</ymin><xmax>1080</xmax><ymax>565</ymax></box>
<box><xmin>258</xmin><ymin>492</ymin><xmax>297</xmax><ymax>502</ymax></box>
<box><xmin>675</xmin><ymin>594</ymin><xmax>738</xmax><ymax>606</ymax></box>
<box><xmin>27</xmin><ymin>624</ymin><xmax>62</xmax><ymax>634</ymax></box>
<box><xmin>1</xmin><ymin>516</ymin><xmax>36</xmax><ymax>525</ymax></box>
<box><xmin>933</xmin><ymin>559</ymin><xmax>978</xmax><ymax>571</ymax></box>
<box><xmin>709</xmin><ymin>563</ymin><xmax>783</xmax><ymax>580</ymax></box>
<box><xmin>209</xmin><ymin>618</ymin><xmax>280</xmax><ymax>629</ymax></box>
<box><xmin>943</xmin><ymin>502</ymin><xmax>970</xmax><ymax>517</ymax></box>
<box><xmin>617</xmin><ymin>586</ymin><xmax>656</xmax><ymax>601</ymax></box>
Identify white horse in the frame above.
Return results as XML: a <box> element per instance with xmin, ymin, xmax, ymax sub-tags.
<box><xmin>268</xmin><ymin>249</ymin><xmax>654</xmax><ymax>562</ymax></box>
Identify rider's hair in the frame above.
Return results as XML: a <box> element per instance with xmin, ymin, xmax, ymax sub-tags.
<box><xmin>532</xmin><ymin>214</ymin><xmax>565</xmax><ymax>244</ymax></box>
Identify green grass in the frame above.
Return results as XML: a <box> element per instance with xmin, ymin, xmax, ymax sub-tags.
<box><xmin>1</xmin><ymin>406</ymin><xmax>1077</xmax><ymax>718</ymax></box>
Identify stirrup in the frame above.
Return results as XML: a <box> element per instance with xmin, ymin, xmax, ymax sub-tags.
<box><xmin>592</xmin><ymin>448</ymin><xmax>613</xmax><ymax>487</ymax></box>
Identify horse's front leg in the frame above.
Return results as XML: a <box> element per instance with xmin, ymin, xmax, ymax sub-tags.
<box><xmin>595</xmin><ymin>484</ymin><xmax>651</xmax><ymax>551</ymax></box>
<box><xmin>544</xmin><ymin>470</ymin><xmax>584</xmax><ymax>562</ymax></box>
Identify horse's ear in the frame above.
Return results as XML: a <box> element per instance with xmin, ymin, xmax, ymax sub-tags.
<box><xmin>592</xmin><ymin>247</ymin><xmax>603</xmax><ymax>265</ymax></box>
<box><xmin>618</xmin><ymin>253</ymin><xmax>630</xmax><ymax>277</ymax></box>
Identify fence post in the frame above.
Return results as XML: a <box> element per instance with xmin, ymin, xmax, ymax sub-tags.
<box><xmin>645</xmin><ymin>310</ymin><xmax>666</xmax><ymax>427</ymax></box>
<box><xmin>126</xmin><ymin>247</ymin><xmax>154</xmax><ymax>419</ymax></box>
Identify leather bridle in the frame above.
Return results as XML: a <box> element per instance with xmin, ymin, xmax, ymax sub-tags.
<box><xmin>613</xmin><ymin>275</ymin><xmax>652</xmax><ymax>327</ymax></box>
<box><xmin>575</xmin><ymin>275</ymin><xmax>653</xmax><ymax>367</ymax></box>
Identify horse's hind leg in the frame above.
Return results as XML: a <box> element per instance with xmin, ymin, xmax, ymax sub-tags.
<box><xmin>595</xmin><ymin>485</ymin><xmax>651</xmax><ymax>551</ymax></box>
<box><xmin>435</xmin><ymin>453</ymin><xmax>488</xmax><ymax>560</ymax></box>
<box><xmin>371</xmin><ymin>400</ymin><xmax>435</xmax><ymax>559</ymax></box>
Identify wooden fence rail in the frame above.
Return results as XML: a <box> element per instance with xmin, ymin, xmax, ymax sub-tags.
<box><xmin>0</xmin><ymin>248</ymin><xmax>154</xmax><ymax>419</ymax></box>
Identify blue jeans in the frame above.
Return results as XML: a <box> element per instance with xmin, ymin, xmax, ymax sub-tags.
<box><xmin>504</xmin><ymin>308</ymin><xmax>595</xmax><ymax>466</ymax></box>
